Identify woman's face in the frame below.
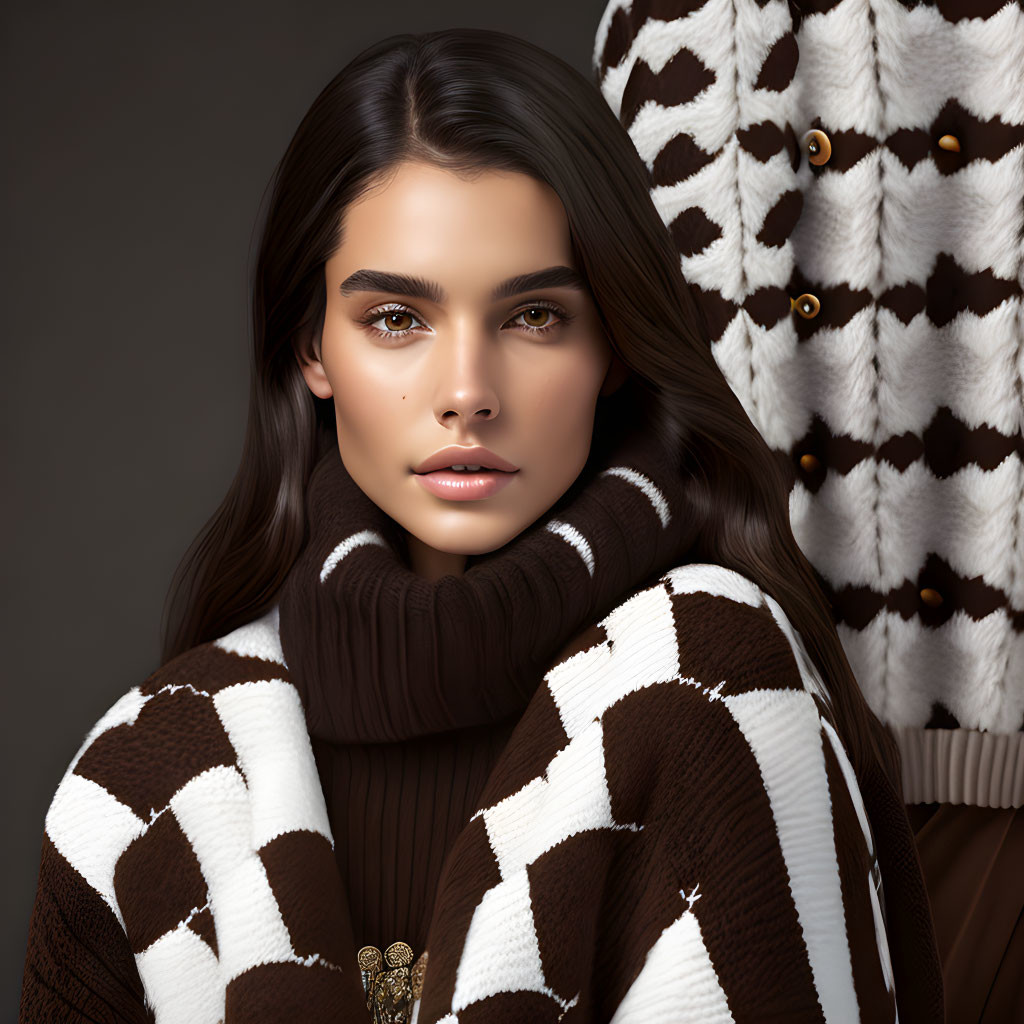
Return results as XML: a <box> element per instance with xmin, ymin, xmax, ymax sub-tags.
<box><xmin>296</xmin><ymin>160</ymin><xmax>626</xmax><ymax>581</ymax></box>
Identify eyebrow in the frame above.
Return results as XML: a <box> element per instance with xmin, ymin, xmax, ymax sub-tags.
<box><xmin>338</xmin><ymin>265</ymin><xmax>587</xmax><ymax>304</ymax></box>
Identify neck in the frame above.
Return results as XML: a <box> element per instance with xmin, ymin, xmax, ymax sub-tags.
<box><xmin>405</xmin><ymin>533</ymin><xmax>468</xmax><ymax>581</ymax></box>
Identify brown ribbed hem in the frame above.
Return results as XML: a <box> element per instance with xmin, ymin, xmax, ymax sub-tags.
<box><xmin>890</xmin><ymin>726</ymin><xmax>1024</xmax><ymax>808</ymax></box>
<box><xmin>907</xmin><ymin>804</ymin><xmax>1024</xmax><ymax>1023</ymax></box>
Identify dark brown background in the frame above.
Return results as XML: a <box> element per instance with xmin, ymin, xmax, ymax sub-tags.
<box><xmin>1</xmin><ymin>0</ymin><xmax>609</xmax><ymax>1010</ymax></box>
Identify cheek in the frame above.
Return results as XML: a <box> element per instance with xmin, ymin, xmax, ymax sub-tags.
<box><xmin>326</xmin><ymin>349</ymin><xmax>405</xmax><ymax>447</ymax></box>
<box><xmin>331</xmin><ymin>384</ymin><xmax>401</xmax><ymax>465</ymax></box>
<box><xmin>522</xmin><ymin>356</ymin><xmax>605</xmax><ymax>458</ymax></box>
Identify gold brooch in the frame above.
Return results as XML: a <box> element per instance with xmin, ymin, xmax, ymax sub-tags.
<box><xmin>357</xmin><ymin>942</ymin><xmax>428</xmax><ymax>1024</ymax></box>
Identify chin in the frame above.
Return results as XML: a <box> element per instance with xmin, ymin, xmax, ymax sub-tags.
<box><xmin>432</xmin><ymin>535</ymin><xmax>520</xmax><ymax>559</ymax></box>
<box><xmin>414</xmin><ymin>522</ymin><xmax>531</xmax><ymax>558</ymax></box>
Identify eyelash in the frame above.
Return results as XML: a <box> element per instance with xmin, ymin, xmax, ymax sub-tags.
<box><xmin>356</xmin><ymin>300</ymin><xmax>574</xmax><ymax>341</ymax></box>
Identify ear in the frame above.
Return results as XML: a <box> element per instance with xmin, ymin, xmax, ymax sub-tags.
<box><xmin>599</xmin><ymin>349</ymin><xmax>630</xmax><ymax>397</ymax></box>
<box><xmin>293</xmin><ymin>325</ymin><xmax>334</xmax><ymax>400</ymax></box>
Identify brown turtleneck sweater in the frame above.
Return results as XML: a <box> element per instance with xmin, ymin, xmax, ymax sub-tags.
<box><xmin>310</xmin><ymin>717</ymin><xmax>519</xmax><ymax>955</ymax></box>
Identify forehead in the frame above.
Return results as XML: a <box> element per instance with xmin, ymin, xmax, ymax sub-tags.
<box><xmin>327</xmin><ymin>161</ymin><xmax>574</xmax><ymax>286</ymax></box>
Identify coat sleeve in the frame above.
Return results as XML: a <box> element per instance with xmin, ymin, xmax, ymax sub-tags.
<box><xmin>635</xmin><ymin>686</ymin><xmax>899</xmax><ymax>1023</ymax></box>
<box><xmin>596</xmin><ymin>564</ymin><xmax>904</xmax><ymax>1022</ymax></box>
<box><xmin>20</xmin><ymin>833</ymin><xmax>153</xmax><ymax>1023</ymax></box>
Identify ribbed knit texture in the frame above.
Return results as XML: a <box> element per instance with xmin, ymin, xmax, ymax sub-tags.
<box><xmin>276</xmin><ymin>412</ymin><xmax>701</xmax><ymax>954</ymax></box>
<box><xmin>310</xmin><ymin>723</ymin><xmax>516</xmax><ymax>953</ymax></box>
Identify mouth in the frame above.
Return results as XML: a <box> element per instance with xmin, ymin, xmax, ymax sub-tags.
<box><xmin>412</xmin><ymin>446</ymin><xmax>519</xmax><ymax>475</ymax></box>
<box><xmin>412</xmin><ymin>466</ymin><xmax>517</xmax><ymax>502</ymax></box>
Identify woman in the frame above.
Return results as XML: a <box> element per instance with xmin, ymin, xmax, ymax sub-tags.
<box><xmin>20</xmin><ymin>27</ymin><xmax>942</xmax><ymax>1024</ymax></box>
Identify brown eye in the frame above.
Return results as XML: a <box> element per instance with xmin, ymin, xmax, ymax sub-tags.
<box><xmin>383</xmin><ymin>311</ymin><xmax>414</xmax><ymax>332</ymax></box>
<box><xmin>521</xmin><ymin>307</ymin><xmax>553</xmax><ymax>328</ymax></box>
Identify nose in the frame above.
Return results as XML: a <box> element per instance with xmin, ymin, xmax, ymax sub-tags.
<box><xmin>431</xmin><ymin>324</ymin><xmax>501</xmax><ymax>428</ymax></box>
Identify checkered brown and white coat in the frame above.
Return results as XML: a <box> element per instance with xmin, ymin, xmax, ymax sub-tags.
<box><xmin>22</xmin><ymin>562</ymin><xmax>920</xmax><ymax>1022</ymax></box>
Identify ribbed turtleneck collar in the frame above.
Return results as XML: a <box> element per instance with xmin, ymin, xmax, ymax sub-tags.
<box><xmin>277</xmin><ymin>418</ymin><xmax>697</xmax><ymax>745</ymax></box>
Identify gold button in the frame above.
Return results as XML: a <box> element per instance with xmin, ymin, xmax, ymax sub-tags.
<box><xmin>791</xmin><ymin>293</ymin><xmax>820</xmax><ymax>319</ymax></box>
<box><xmin>920</xmin><ymin>588</ymin><xmax>943</xmax><ymax>607</ymax></box>
<box><xmin>803</xmin><ymin>129</ymin><xmax>832</xmax><ymax>166</ymax></box>
<box><xmin>937</xmin><ymin>134</ymin><xmax>960</xmax><ymax>152</ymax></box>
<box><xmin>799</xmin><ymin>453</ymin><xmax>820</xmax><ymax>472</ymax></box>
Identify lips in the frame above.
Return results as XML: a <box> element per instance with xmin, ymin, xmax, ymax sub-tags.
<box><xmin>414</xmin><ymin>467</ymin><xmax>517</xmax><ymax>501</ymax></box>
<box><xmin>413</xmin><ymin>445</ymin><xmax>519</xmax><ymax>475</ymax></box>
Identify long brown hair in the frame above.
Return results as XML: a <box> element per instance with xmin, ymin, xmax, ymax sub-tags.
<box><xmin>161</xmin><ymin>27</ymin><xmax>900</xmax><ymax>790</ymax></box>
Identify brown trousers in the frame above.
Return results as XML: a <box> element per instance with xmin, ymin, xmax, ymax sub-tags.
<box><xmin>906</xmin><ymin>804</ymin><xmax>1024</xmax><ymax>1023</ymax></box>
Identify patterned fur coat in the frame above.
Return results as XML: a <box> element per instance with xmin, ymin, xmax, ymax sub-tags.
<box><xmin>593</xmin><ymin>0</ymin><xmax>1024</xmax><ymax>809</ymax></box>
